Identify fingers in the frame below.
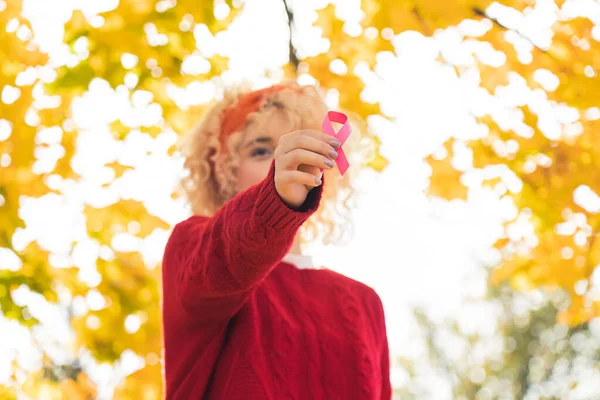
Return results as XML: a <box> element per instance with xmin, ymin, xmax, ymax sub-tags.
<box><xmin>278</xmin><ymin>170</ymin><xmax>323</xmax><ymax>187</ymax></box>
<box><xmin>279</xmin><ymin>148</ymin><xmax>336</xmax><ymax>171</ymax></box>
<box><xmin>277</xmin><ymin>130</ymin><xmax>340</xmax><ymax>156</ymax></box>
<box><xmin>298</xmin><ymin>163</ymin><xmax>321</xmax><ymax>178</ymax></box>
<box><xmin>275</xmin><ymin>129</ymin><xmax>340</xmax><ymax>171</ymax></box>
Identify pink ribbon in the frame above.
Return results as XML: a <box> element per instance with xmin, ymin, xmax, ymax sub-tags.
<box><xmin>321</xmin><ymin>111</ymin><xmax>351</xmax><ymax>176</ymax></box>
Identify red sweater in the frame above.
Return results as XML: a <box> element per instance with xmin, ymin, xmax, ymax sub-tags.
<box><xmin>161</xmin><ymin>161</ymin><xmax>391</xmax><ymax>399</ymax></box>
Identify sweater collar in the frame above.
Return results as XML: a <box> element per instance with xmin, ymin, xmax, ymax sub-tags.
<box><xmin>281</xmin><ymin>253</ymin><xmax>318</xmax><ymax>270</ymax></box>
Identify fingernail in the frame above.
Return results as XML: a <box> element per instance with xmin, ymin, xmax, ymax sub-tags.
<box><xmin>315</xmin><ymin>177</ymin><xmax>322</xmax><ymax>185</ymax></box>
<box><xmin>331</xmin><ymin>139</ymin><xmax>341</xmax><ymax>148</ymax></box>
<box><xmin>329</xmin><ymin>150</ymin><xmax>338</xmax><ymax>159</ymax></box>
<box><xmin>324</xmin><ymin>158</ymin><xmax>335</xmax><ymax>168</ymax></box>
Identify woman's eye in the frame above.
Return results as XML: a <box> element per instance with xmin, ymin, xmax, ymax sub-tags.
<box><xmin>250</xmin><ymin>147</ymin><xmax>272</xmax><ymax>158</ymax></box>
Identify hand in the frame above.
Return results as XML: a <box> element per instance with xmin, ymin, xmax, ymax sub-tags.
<box><xmin>274</xmin><ymin>129</ymin><xmax>341</xmax><ymax>209</ymax></box>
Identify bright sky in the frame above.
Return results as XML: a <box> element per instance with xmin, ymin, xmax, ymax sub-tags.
<box><xmin>2</xmin><ymin>0</ymin><xmax>600</xmax><ymax>398</ymax></box>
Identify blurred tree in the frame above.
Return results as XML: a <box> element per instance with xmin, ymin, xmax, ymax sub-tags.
<box><xmin>394</xmin><ymin>282</ymin><xmax>600</xmax><ymax>399</ymax></box>
<box><xmin>1</xmin><ymin>0</ymin><xmax>599</xmax><ymax>397</ymax></box>
<box><xmin>1</xmin><ymin>0</ymin><xmax>238</xmax><ymax>397</ymax></box>
<box><xmin>306</xmin><ymin>0</ymin><xmax>600</xmax><ymax>325</ymax></box>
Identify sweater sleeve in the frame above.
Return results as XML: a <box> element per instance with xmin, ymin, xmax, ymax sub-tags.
<box><xmin>163</xmin><ymin>160</ymin><xmax>323</xmax><ymax>321</ymax></box>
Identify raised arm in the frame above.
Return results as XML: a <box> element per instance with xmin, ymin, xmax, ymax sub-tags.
<box><xmin>163</xmin><ymin>159</ymin><xmax>323</xmax><ymax>321</ymax></box>
<box><xmin>163</xmin><ymin>127</ymin><xmax>339</xmax><ymax>324</ymax></box>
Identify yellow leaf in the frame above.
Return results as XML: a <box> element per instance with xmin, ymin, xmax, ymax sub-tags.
<box><xmin>114</xmin><ymin>362</ymin><xmax>163</xmax><ymax>400</ymax></box>
<box><xmin>425</xmin><ymin>141</ymin><xmax>468</xmax><ymax>201</ymax></box>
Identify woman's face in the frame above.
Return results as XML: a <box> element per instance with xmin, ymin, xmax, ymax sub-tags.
<box><xmin>236</xmin><ymin>109</ymin><xmax>292</xmax><ymax>194</ymax></box>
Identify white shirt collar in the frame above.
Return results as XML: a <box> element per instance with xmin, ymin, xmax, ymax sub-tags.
<box><xmin>282</xmin><ymin>253</ymin><xmax>319</xmax><ymax>270</ymax></box>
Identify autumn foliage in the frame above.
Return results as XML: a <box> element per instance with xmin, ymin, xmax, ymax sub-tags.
<box><xmin>1</xmin><ymin>0</ymin><xmax>599</xmax><ymax>397</ymax></box>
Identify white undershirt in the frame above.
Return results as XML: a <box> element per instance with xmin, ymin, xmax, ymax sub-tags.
<box><xmin>281</xmin><ymin>253</ymin><xmax>319</xmax><ymax>270</ymax></box>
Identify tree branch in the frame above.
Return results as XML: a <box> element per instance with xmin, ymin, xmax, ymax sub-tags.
<box><xmin>472</xmin><ymin>7</ymin><xmax>572</xmax><ymax>75</ymax></box>
<box><xmin>282</xmin><ymin>0</ymin><xmax>300</xmax><ymax>71</ymax></box>
<box><xmin>412</xmin><ymin>6</ymin><xmax>431</xmax><ymax>36</ymax></box>
<box><xmin>472</xmin><ymin>7</ymin><xmax>546</xmax><ymax>53</ymax></box>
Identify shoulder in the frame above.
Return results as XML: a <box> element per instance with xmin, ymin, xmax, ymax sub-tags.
<box><xmin>319</xmin><ymin>269</ymin><xmax>385</xmax><ymax>316</ymax></box>
<box><xmin>173</xmin><ymin>215</ymin><xmax>210</xmax><ymax>230</ymax></box>
<box><xmin>317</xmin><ymin>269</ymin><xmax>387</xmax><ymax>340</ymax></box>
<box><xmin>319</xmin><ymin>269</ymin><xmax>379</xmax><ymax>295</ymax></box>
<box><xmin>163</xmin><ymin>215</ymin><xmax>210</xmax><ymax>264</ymax></box>
<box><xmin>168</xmin><ymin>215</ymin><xmax>209</xmax><ymax>242</ymax></box>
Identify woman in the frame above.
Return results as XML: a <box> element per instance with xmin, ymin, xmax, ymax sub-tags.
<box><xmin>161</xmin><ymin>81</ymin><xmax>391</xmax><ymax>399</ymax></box>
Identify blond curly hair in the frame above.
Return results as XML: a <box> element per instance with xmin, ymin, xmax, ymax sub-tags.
<box><xmin>179</xmin><ymin>80</ymin><xmax>366</xmax><ymax>248</ymax></box>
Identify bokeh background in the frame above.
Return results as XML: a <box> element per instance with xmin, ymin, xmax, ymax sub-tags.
<box><xmin>1</xmin><ymin>0</ymin><xmax>600</xmax><ymax>399</ymax></box>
